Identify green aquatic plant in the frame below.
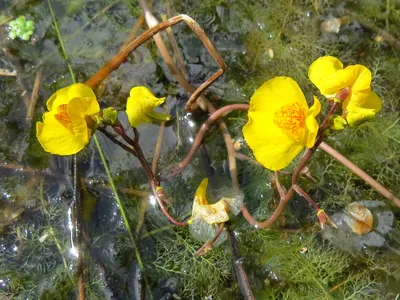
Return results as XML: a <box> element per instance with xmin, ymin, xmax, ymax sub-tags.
<box><xmin>153</xmin><ymin>227</ymin><xmax>234</xmax><ymax>299</ymax></box>
<box><xmin>239</xmin><ymin>230</ymin><xmax>384</xmax><ymax>299</ymax></box>
<box><xmin>7</xmin><ymin>16</ymin><xmax>35</xmax><ymax>41</ymax></box>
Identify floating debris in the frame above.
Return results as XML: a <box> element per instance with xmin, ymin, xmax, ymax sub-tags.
<box><xmin>323</xmin><ymin>201</ymin><xmax>394</xmax><ymax>251</ymax></box>
<box><xmin>267</xmin><ymin>48</ymin><xmax>274</xmax><ymax>59</ymax></box>
<box><xmin>321</xmin><ymin>16</ymin><xmax>342</xmax><ymax>34</ymax></box>
<box><xmin>344</xmin><ymin>202</ymin><xmax>373</xmax><ymax>235</ymax></box>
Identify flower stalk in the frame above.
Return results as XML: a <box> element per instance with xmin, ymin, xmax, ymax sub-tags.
<box><xmin>99</xmin><ymin>121</ymin><xmax>189</xmax><ymax>226</ymax></box>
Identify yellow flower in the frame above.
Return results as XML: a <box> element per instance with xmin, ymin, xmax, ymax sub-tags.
<box><xmin>308</xmin><ymin>56</ymin><xmax>382</xmax><ymax>126</ymax></box>
<box><xmin>125</xmin><ymin>86</ymin><xmax>171</xmax><ymax>128</ymax></box>
<box><xmin>189</xmin><ymin>178</ymin><xmax>229</xmax><ymax>225</ymax></box>
<box><xmin>243</xmin><ymin>76</ymin><xmax>321</xmax><ymax>171</ymax></box>
<box><xmin>36</xmin><ymin>83</ymin><xmax>100</xmax><ymax>155</ymax></box>
<box><xmin>189</xmin><ymin>178</ymin><xmax>242</xmax><ymax>225</ymax></box>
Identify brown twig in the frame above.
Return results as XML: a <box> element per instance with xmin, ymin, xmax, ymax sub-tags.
<box><xmin>227</xmin><ymin>227</ymin><xmax>255</xmax><ymax>300</ymax></box>
<box><xmin>161</xmin><ymin>12</ymin><xmax>187</xmax><ymax>76</ymax></box>
<box><xmin>85</xmin><ymin>13</ymin><xmax>226</xmax><ymax>102</ymax></box>
<box><xmin>120</xmin><ymin>15</ymin><xmax>145</xmax><ymax>51</ymax></box>
<box><xmin>138</xmin><ymin>0</ymin><xmax>226</xmax><ymax>111</ymax></box>
<box><xmin>27</xmin><ymin>69</ymin><xmax>42</xmax><ymax>121</ymax></box>
<box><xmin>319</xmin><ymin>141</ymin><xmax>400</xmax><ymax>208</ymax></box>
<box><xmin>151</xmin><ymin>9</ymin><xmax>188</xmax><ymax>174</ymax></box>
<box><xmin>194</xmin><ymin>223</ymin><xmax>225</xmax><ymax>256</ymax></box>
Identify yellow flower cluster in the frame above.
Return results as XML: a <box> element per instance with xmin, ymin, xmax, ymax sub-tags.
<box><xmin>36</xmin><ymin>84</ymin><xmax>169</xmax><ymax>155</ymax></box>
<box><xmin>308</xmin><ymin>56</ymin><xmax>382</xmax><ymax>127</ymax></box>
<box><xmin>243</xmin><ymin>56</ymin><xmax>382</xmax><ymax>171</ymax></box>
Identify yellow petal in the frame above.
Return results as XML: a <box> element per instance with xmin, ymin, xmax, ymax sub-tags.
<box><xmin>36</xmin><ymin>112</ymin><xmax>88</xmax><ymax>155</ymax></box>
<box><xmin>195</xmin><ymin>178</ymin><xmax>208</xmax><ymax>206</ymax></box>
<box><xmin>47</xmin><ymin>83</ymin><xmax>96</xmax><ymax>112</ymax></box>
<box><xmin>330</xmin><ymin>115</ymin><xmax>347</xmax><ymax>130</ymax></box>
<box><xmin>345</xmin><ymin>90</ymin><xmax>382</xmax><ymax>112</ymax></box>
<box><xmin>345</xmin><ymin>106</ymin><xmax>377</xmax><ymax>127</ymax></box>
<box><xmin>190</xmin><ymin>178</ymin><xmax>229</xmax><ymax>224</ymax></box>
<box><xmin>199</xmin><ymin>200</ymin><xmax>229</xmax><ymax>225</ymax></box>
<box><xmin>304</xmin><ymin>96</ymin><xmax>321</xmax><ymax>148</ymax></box>
<box><xmin>68</xmin><ymin>95</ymin><xmax>100</xmax><ymax>140</ymax></box>
<box><xmin>249</xmin><ymin>76</ymin><xmax>308</xmax><ymax>114</ymax></box>
<box><xmin>190</xmin><ymin>178</ymin><xmax>209</xmax><ymax>222</ymax></box>
<box><xmin>308</xmin><ymin>56</ymin><xmax>343</xmax><ymax>96</ymax></box>
<box><xmin>243</xmin><ymin>115</ymin><xmax>304</xmax><ymax>171</ymax></box>
<box><xmin>325</xmin><ymin>65</ymin><xmax>371</xmax><ymax>95</ymax></box>
<box><xmin>126</xmin><ymin>86</ymin><xmax>166</xmax><ymax>127</ymax></box>
<box><xmin>243</xmin><ymin>76</ymin><xmax>312</xmax><ymax>171</ymax></box>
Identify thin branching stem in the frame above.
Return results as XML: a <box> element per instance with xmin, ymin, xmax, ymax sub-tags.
<box><xmin>111</xmin><ymin>123</ymin><xmax>188</xmax><ymax>226</ymax></box>
<box><xmin>161</xmin><ymin>103</ymin><xmax>249</xmax><ymax>180</ymax></box>
<box><xmin>293</xmin><ymin>184</ymin><xmax>320</xmax><ymax>211</ymax></box>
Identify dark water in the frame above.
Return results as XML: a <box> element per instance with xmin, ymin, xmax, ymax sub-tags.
<box><xmin>1</xmin><ymin>0</ymin><xmax>400</xmax><ymax>299</ymax></box>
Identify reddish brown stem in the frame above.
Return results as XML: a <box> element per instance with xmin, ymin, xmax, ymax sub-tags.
<box><xmin>319</xmin><ymin>141</ymin><xmax>400</xmax><ymax>208</ymax></box>
<box><xmin>161</xmin><ymin>103</ymin><xmax>249</xmax><ymax>180</ymax></box>
<box><xmin>194</xmin><ymin>223</ymin><xmax>225</xmax><ymax>256</ymax></box>
<box><xmin>293</xmin><ymin>184</ymin><xmax>320</xmax><ymax>211</ymax></box>
<box><xmin>112</xmin><ymin>123</ymin><xmax>188</xmax><ymax>226</ymax></box>
<box><xmin>98</xmin><ymin>127</ymin><xmax>137</xmax><ymax>156</ymax></box>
